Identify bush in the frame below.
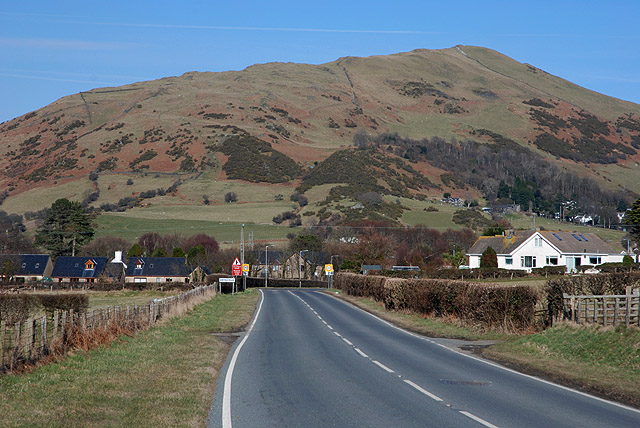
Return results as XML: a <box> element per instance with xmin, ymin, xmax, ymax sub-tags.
<box><xmin>335</xmin><ymin>273</ymin><xmax>538</xmax><ymax>331</ymax></box>
<box><xmin>0</xmin><ymin>294</ymin><xmax>39</xmax><ymax>323</ymax></box>
<box><xmin>224</xmin><ymin>192</ymin><xmax>238</xmax><ymax>203</ymax></box>
<box><xmin>34</xmin><ymin>294</ymin><xmax>89</xmax><ymax>313</ymax></box>
<box><xmin>480</xmin><ymin>246</ymin><xmax>498</xmax><ymax>268</ymax></box>
<box><xmin>531</xmin><ymin>266</ymin><xmax>566</xmax><ymax>276</ymax></box>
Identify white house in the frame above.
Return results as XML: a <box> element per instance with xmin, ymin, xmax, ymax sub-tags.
<box><xmin>467</xmin><ymin>230</ymin><xmax>624</xmax><ymax>272</ymax></box>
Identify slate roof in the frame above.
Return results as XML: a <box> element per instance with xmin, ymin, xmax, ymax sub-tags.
<box><xmin>538</xmin><ymin>231</ymin><xmax>616</xmax><ymax>254</ymax></box>
<box><xmin>126</xmin><ymin>257</ymin><xmax>193</xmax><ymax>277</ymax></box>
<box><xmin>253</xmin><ymin>250</ymin><xmax>286</xmax><ymax>265</ymax></box>
<box><xmin>51</xmin><ymin>257</ymin><xmax>108</xmax><ymax>279</ymax></box>
<box><xmin>0</xmin><ymin>254</ymin><xmax>51</xmax><ymax>276</ymax></box>
<box><xmin>468</xmin><ymin>230</ymin><xmax>617</xmax><ymax>256</ymax></box>
<box><xmin>467</xmin><ymin>231</ymin><xmax>536</xmax><ymax>255</ymax></box>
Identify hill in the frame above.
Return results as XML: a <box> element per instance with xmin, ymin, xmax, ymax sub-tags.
<box><xmin>0</xmin><ymin>45</ymin><xmax>638</xmax><ymax>240</ymax></box>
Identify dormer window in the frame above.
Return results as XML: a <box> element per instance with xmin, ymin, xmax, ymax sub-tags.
<box><xmin>22</xmin><ymin>263</ymin><xmax>26</xmax><ymax>268</ymax></box>
<box><xmin>35</xmin><ymin>263</ymin><xmax>39</xmax><ymax>269</ymax></box>
<box><xmin>85</xmin><ymin>260</ymin><xmax>95</xmax><ymax>270</ymax></box>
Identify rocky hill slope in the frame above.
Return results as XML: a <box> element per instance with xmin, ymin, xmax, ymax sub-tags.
<box><xmin>1</xmin><ymin>45</ymin><xmax>638</xmax><ymax>224</ymax></box>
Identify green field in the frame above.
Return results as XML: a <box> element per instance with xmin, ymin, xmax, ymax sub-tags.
<box><xmin>95</xmin><ymin>213</ymin><xmax>300</xmax><ymax>244</ymax></box>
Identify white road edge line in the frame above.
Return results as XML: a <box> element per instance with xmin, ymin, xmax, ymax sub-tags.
<box><xmin>222</xmin><ymin>289</ymin><xmax>265</xmax><ymax>428</ymax></box>
<box><xmin>342</xmin><ymin>338</ymin><xmax>353</xmax><ymax>346</ymax></box>
<box><xmin>459</xmin><ymin>411</ymin><xmax>500</xmax><ymax>428</ymax></box>
<box><xmin>354</xmin><ymin>347</ymin><xmax>369</xmax><ymax>358</ymax></box>
<box><xmin>372</xmin><ymin>360</ymin><xmax>395</xmax><ymax>373</ymax></box>
<box><xmin>316</xmin><ymin>291</ymin><xmax>640</xmax><ymax>415</ymax></box>
<box><xmin>403</xmin><ymin>379</ymin><xmax>443</xmax><ymax>402</ymax></box>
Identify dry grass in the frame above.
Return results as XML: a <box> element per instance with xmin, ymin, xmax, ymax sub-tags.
<box><xmin>0</xmin><ymin>289</ymin><xmax>259</xmax><ymax>427</ymax></box>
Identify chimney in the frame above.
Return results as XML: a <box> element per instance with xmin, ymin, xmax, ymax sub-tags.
<box><xmin>112</xmin><ymin>251</ymin><xmax>127</xmax><ymax>269</ymax></box>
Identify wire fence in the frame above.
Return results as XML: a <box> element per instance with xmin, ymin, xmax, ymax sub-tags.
<box><xmin>0</xmin><ymin>284</ymin><xmax>216</xmax><ymax>373</ymax></box>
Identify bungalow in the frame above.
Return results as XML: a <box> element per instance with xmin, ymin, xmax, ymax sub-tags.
<box><xmin>467</xmin><ymin>230</ymin><xmax>624</xmax><ymax>273</ymax></box>
<box><xmin>51</xmin><ymin>257</ymin><xmax>108</xmax><ymax>283</ymax></box>
<box><xmin>0</xmin><ymin>254</ymin><xmax>53</xmax><ymax>282</ymax></box>
<box><xmin>125</xmin><ymin>257</ymin><xmax>198</xmax><ymax>283</ymax></box>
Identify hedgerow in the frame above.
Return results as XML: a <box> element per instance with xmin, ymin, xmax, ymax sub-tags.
<box><xmin>335</xmin><ymin>273</ymin><xmax>538</xmax><ymax>331</ymax></box>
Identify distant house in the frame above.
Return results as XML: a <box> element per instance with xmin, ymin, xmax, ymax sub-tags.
<box><xmin>467</xmin><ymin>230</ymin><xmax>624</xmax><ymax>273</ymax></box>
<box><xmin>0</xmin><ymin>254</ymin><xmax>53</xmax><ymax>282</ymax></box>
<box><xmin>51</xmin><ymin>257</ymin><xmax>108</xmax><ymax>283</ymax></box>
<box><xmin>361</xmin><ymin>265</ymin><xmax>382</xmax><ymax>275</ymax></box>
<box><xmin>125</xmin><ymin>257</ymin><xmax>199</xmax><ymax>283</ymax></box>
<box><xmin>252</xmin><ymin>249</ymin><xmax>287</xmax><ymax>279</ymax></box>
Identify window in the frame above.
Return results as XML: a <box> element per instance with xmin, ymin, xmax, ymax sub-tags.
<box><xmin>534</xmin><ymin>237</ymin><xmax>542</xmax><ymax>247</ymax></box>
<box><xmin>505</xmin><ymin>257</ymin><xmax>513</xmax><ymax>265</ymax></box>
<box><xmin>35</xmin><ymin>263</ymin><xmax>39</xmax><ymax>269</ymax></box>
<box><xmin>22</xmin><ymin>263</ymin><xmax>26</xmax><ymax>268</ymax></box>
<box><xmin>589</xmin><ymin>256</ymin><xmax>602</xmax><ymax>265</ymax></box>
<box><xmin>521</xmin><ymin>256</ymin><xmax>536</xmax><ymax>268</ymax></box>
<box><xmin>546</xmin><ymin>256</ymin><xmax>558</xmax><ymax>265</ymax></box>
<box><xmin>156</xmin><ymin>278</ymin><xmax>163</xmax><ymax>282</ymax></box>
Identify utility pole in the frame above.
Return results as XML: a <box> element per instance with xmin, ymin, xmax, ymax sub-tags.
<box><xmin>299</xmin><ymin>250</ymin><xmax>309</xmax><ymax>288</ymax></box>
<box><xmin>265</xmin><ymin>244</ymin><xmax>274</xmax><ymax>287</ymax></box>
<box><xmin>241</xmin><ymin>224</ymin><xmax>245</xmax><ymax>292</ymax></box>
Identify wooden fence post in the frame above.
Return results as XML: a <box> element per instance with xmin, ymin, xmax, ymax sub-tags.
<box><xmin>626</xmin><ymin>286</ymin><xmax>631</xmax><ymax>327</ymax></box>
<box><xmin>41</xmin><ymin>316</ymin><xmax>47</xmax><ymax>354</ymax></box>
<box><xmin>0</xmin><ymin>322</ymin><xmax>5</xmax><ymax>368</ymax></box>
<box><xmin>13</xmin><ymin>322</ymin><xmax>21</xmax><ymax>369</ymax></box>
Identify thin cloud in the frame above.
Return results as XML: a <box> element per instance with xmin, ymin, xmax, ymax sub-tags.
<box><xmin>0</xmin><ymin>72</ymin><xmax>115</xmax><ymax>85</ymax></box>
<box><xmin>0</xmin><ymin>38</ymin><xmax>137</xmax><ymax>49</ymax></box>
<box><xmin>0</xmin><ymin>67</ymin><xmax>145</xmax><ymax>81</ymax></box>
<box><xmin>60</xmin><ymin>20</ymin><xmax>429</xmax><ymax>35</ymax></box>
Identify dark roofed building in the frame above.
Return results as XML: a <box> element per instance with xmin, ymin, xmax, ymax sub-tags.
<box><xmin>125</xmin><ymin>257</ymin><xmax>196</xmax><ymax>283</ymax></box>
<box><xmin>51</xmin><ymin>257</ymin><xmax>108</xmax><ymax>283</ymax></box>
<box><xmin>0</xmin><ymin>254</ymin><xmax>53</xmax><ymax>282</ymax></box>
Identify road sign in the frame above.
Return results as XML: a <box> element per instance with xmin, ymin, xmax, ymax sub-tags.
<box><xmin>232</xmin><ymin>257</ymin><xmax>242</xmax><ymax>276</ymax></box>
<box><xmin>219</xmin><ymin>277</ymin><xmax>235</xmax><ymax>283</ymax></box>
<box><xmin>242</xmin><ymin>264</ymin><xmax>250</xmax><ymax>273</ymax></box>
<box><xmin>325</xmin><ymin>264</ymin><xmax>334</xmax><ymax>274</ymax></box>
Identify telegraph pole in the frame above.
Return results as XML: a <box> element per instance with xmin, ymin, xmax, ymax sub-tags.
<box><xmin>241</xmin><ymin>224</ymin><xmax>246</xmax><ymax>292</ymax></box>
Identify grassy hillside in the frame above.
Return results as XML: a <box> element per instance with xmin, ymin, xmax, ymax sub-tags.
<box><xmin>1</xmin><ymin>46</ymin><xmax>638</xmax><ymax>231</ymax></box>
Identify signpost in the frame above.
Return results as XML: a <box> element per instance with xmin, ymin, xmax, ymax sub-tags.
<box><xmin>232</xmin><ymin>258</ymin><xmax>241</xmax><ymax>294</ymax></box>
<box><xmin>218</xmin><ymin>277</ymin><xmax>235</xmax><ymax>294</ymax></box>
<box><xmin>242</xmin><ymin>264</ymin><xmax>250</xmax><ymax>275</ymax></box>
<box><xmin>325</xmin><ymin>264</ymin><xmax>334</xmax><ymax>289</ymax></box>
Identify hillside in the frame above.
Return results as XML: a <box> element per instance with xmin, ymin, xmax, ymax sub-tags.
<box><xmin>0</xmin><ymin>45</ymin><xmax>639</xmax><ymax>236</ymax></box>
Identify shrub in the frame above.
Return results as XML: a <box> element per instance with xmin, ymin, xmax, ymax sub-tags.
<box><xmin>224</xmin><ymin>192</ymin><xmax>238</xmax><ymax>203</ymax></box>
<box><xmin>335</xmin><ymin>273</ymin><xmax>537</xmax><ymax>331</ymax></box>
<box><xmin>0</xmin><ymin>295</ymin><xmax>39</xmax><ymax>323</ymax></box>
<box><xmin>480</xmin><ymin>246</ymin><xmax>498</xmax><ymax>268</ymax></box>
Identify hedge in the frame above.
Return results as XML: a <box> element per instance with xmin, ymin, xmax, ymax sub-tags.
<box><xmin>335</xmin><ymin>273</ymin><xmax>538</xmax><ymax>331</ymax></box>
<box><xmin>0</xmin><ymin>293</ymin><xmax>89</xmax><ymax>323</ymax></box>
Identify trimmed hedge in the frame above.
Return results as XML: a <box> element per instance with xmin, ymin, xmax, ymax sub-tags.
<box><xmin>545</xmin><ymin>272</ymin><xmax>640</xmax><ymax>325</ymax></box>
<box><xmin>335</xmin><ymin>273</ymin><xmax>538</xmax><ymax>331</ymax></box>
<box><xmin>531</xmin><ymin>266</ymin><xmax>566</xmax><ymax>276</ymax></box>
<box><xmin>0</xmin><ymin>293</ymin><xmax>89</xmax><ymax>323</ymax></box>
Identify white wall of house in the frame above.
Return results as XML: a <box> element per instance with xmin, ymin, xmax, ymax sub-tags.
<box><xmin>125</xmin><ymin>276</ymin><xmax>189</xmax><ymax>283</ymax></box>
<box><xmin>468</xmin><ymin>232</ymin><xmax>624</xmax><ymax>272</ymax></box>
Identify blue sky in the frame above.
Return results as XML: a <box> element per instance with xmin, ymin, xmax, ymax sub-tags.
<box><xmin>1</xmin><ymin>1</ymin><xmax>639</xmax><ymax>123</ymax></box>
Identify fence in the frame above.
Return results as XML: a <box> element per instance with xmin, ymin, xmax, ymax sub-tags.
<box><xmin>0</xmin><ymin>285</ymin><xmax>216</xmax><ymax>373</ymax></box>
<box><xmin>563</xmin><ymin>287</ymin><xmax>640</xmax><ymax>327</ymax></box>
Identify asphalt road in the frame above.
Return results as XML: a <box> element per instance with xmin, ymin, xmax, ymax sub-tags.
<box><xmin>209</xmin><ymin>289</ymin><xmax>640</xmax><ymax>428</ymax></box>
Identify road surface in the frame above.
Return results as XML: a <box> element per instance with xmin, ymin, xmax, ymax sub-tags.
<box><xmin>209</xmin><ymin>289</ymin><xmax>640</xmax><ymax>427</ymax></box>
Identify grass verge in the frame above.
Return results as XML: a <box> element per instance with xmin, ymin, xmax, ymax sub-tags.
<box><xmin>331</xmin><ymin>291</ymin><xmax>640</xmax><ymax>408</ymax></box>
<box><xmin>0</xmin><ymin>289</ymin><xmax>260</xmax><ymax>427</ymax></box>
<box><xmin>485</xmin><ymin>323</ymin><xmax>640</xmax><ymax>408</ymax></box>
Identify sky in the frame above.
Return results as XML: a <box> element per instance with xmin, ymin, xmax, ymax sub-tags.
<box><xmin>1</xmin><ymin>0</ymin><xmax>639</xmax><ymax>123</ymax></box>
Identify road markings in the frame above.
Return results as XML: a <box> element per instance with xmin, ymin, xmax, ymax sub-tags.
<box><xmin>222</xmin><ymin>290</ymin><xmax>265</xmax><ymax>428</ymax></box>
<box><xmin>459</xmin><ymin>411</ymin><xmax>500</xmax><ymax>428</ymax></box>
<box><xmin>372</xmin><ymin>360</ymin><xmax>395</xmax><ymax>373</ymax></box>
<box><xmin>318</xmin><ymin>290</ymin><xmax>640</xmax><ymax>416</ymax></box>
<box><xmin>342</xmin><ymin>338</ymin><xmax>353</xmax><ymax>346</ymax></box>
<box><xmin>354</xmin><ymin>347</ymin><xmax>369</xmax><ymax>358</ymax></box>
<box><xmin>403</xmin><ymin>379</ymin><xmax>443</xmax><ymax>402</ymax></box>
